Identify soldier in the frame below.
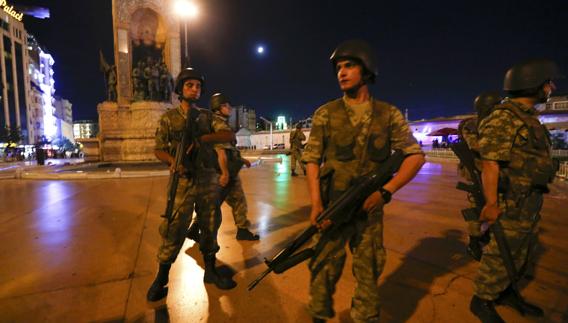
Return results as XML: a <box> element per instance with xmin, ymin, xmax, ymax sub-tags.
<box><xmin>289</xmin><ymin>123</ymin><xmax>306</xmax><ymax>176</ymax></box>
<box><xmin>147</xmin><ymin>68</ymin><xmax>238</xmax><ymax>302</ymax></box>
<box><xmin>470</xmin><ymin>59</ymin><xmax>562</xmax><ymax>322</ymax></box>
<box><xmin>302</xmin><ymin>40</ymin><xmax>425</xmax><ymax>323</ymax></box>
<box><xmin>210</xmin><ymin>92</ymin><xmax>260</xmax><ymax>240</ymax></box>
<box><xmin>457</xmin><ymin>91</ymin><xmax>502</xmax><ymax>261</ymax></box>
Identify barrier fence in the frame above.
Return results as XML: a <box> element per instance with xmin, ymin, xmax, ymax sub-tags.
<box><xmin>425</xmin><ymin>148</ymin><xmax>568</xmax><ymax>179</ymax></box>
<box><xmin>558</xmin><ymin>162</ymin><xmax>568</xmax><ymax>180</ymax></box>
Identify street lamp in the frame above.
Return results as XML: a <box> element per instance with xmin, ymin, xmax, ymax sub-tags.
<box><xmin>174</xmin><ymin>0</ymin><xmax>199</xmax><ymax>68</ymax></box>
<box><xmin>259</xmin><ymin>116</ymin><xmax>273</xmax><ymax>150</ymax></box>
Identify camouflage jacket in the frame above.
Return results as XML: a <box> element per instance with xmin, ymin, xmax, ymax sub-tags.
<box><xmin>155</xmin><ymin>105</ymin><xmax>217</xmax><ymax>174</ymax></box>
<box><xmin>302</xmin><ymin>97</ymin><xmax>423</xmax><ymax>194</ymax></box>
<box><xmin>289</xmin><ymin>129</ymin><xmax>306</xmax><ymax>150</ymax></box>
<box><xmin>478</xmin><ymin>99</ymin><xmax>554</xmax><ymax>193</ymax></box>
<box><xmin>211</xmin><ymin>112</ymin><xmax>243</xmax><ymax>177</ymax></box>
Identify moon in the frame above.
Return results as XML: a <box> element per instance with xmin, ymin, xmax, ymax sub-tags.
<box><xmin>256</xmin><ymin>46</ymin><xmax>265</xmax><ymax>54</ymax></box>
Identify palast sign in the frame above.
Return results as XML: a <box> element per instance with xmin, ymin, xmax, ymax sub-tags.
<box><xmin>0</xmin><ymin>0</ymin><xmax>24</xmax><ymax>21</ymax></box>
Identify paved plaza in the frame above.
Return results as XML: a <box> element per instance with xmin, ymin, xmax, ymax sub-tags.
<box><xmin>0</xmin><ymin>156</ymin><xmax>567</xmax><ymax>323</ymax></box>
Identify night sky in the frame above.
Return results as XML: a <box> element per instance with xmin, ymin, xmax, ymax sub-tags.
<box><xmin>20</xmin><ymin>0</ymin><xmax>568</xmax><ymax>122</ymax></box>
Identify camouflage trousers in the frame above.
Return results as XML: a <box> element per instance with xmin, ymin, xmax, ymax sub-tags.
<box><xmin>290</xmin><ymin>148</ymin><xmax>305</xmax><ymax>173</ymax></box>
<box><xmin>219</xmin><ymin>175</ymin><xmax>250</xmax><ymax>229</ymax></box>
<box><xmin>157</xmin><ymin>172</ymin><xmax>221</xmax><ymax>264</ymax></box>
<box><xmin>308</xmin><ymin>209</ymin><xmax>385</xmax><ymax>323</ymax></box>
<box><xmin>474</xmin><ymin>191</ymin><xmax>542</xmax><ymax>300</ymax></box>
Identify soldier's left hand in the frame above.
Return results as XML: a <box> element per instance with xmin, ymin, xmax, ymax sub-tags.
<box><xmin>362</xmin><ymin>191</ymin><xmax>384</xmax><ymax>213</ymax></box>
<box><xmin>243</xmin><ymin>159</ymin><xmax>252</xmax><ymax>168</ymax></box>
<box><xmin>481</xmin><ymin>204</ymin><xmax>502</xmax><ymax>224</ymax></box>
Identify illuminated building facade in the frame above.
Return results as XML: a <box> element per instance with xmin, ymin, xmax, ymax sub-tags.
<box><xmin>228</xmin><ymin>105</ymin><xmax>256</xmax><ymax>131</ymax></box>
<box><xmin>27</xmin><ymin>34</ymin><xmax>57</xmax><ymax>143</ymax></box>
<box><xmin>73</xmin><ymin>120</ymin><xmax>98</xmax><ymax>139</ymax></box>
<box><xmin>0</xmin><ymin>9</ymin><xmax>30</xmax><ymax>142</ymax></box>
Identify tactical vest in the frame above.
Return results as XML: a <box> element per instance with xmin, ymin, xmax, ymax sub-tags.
<box><xmin>321</xmin><ymin>98</ymin><xmax>392</xmax><ymax>195</ymax></box>
<box><xmin>494</xmin><ymin>101</ymin><xmax>554</xmax><ymax>193</ymax></box>
<box><xmin>194</xmin><ymin>108</ymin><xmax>220</xmax><ymax>172</ymax></box>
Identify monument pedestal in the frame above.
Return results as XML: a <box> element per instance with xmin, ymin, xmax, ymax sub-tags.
<box><xmin>97</xmin><ymin>101</ymin><xmax>172</xmax><ymax>161</ymax></box>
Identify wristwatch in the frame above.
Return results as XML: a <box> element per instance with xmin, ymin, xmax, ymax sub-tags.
<box><xmin>378</xmin><ymin>187</ymin><xmax>392</xmax><ymax>204</ymax></box>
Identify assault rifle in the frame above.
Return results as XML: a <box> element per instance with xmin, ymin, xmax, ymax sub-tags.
<box><xmin>451</xmin><ymin>141</ymin><xmax>528</xmax><ymax>314</ymax></box>
<box><xmin>164</xmin><ymin>109</ymin><xmax>196</xmax><ymax>228</ymax></box>
<box><xmin>248</xmin><ymin>150</ymin><xmax>405</xmax><ymax>291</ymax></box>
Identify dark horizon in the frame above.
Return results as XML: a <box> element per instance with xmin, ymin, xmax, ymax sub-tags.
<box><xmin>20</xmin><ymin>0</ymin><xmax>568</xmax><ymax>123</ymax></box>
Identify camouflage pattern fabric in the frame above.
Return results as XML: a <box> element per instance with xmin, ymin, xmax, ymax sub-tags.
<box><xmin>302</xmin><ymin>97</ymin><xmax>423</xmax><ymax>321</ymax></box>
<box><xmin>211</xmin><ymin>111</ymin><xmax>252</xmax><ymax>229</ymax></box>
<box><xmin>157</xmin><ymin>177</ymin><xmax>197</xmax><ymax>264</ymax></box>
<box><xmin>290</xmin><ymin>128</ymin><xmax>306</xmax><ymax>173</ymax></box>
<box><xmin>474</xmin><ymin>191</ymin><xmax>541</xmax><ymax>300</ymax></box>
<box><xmin>290</xmin><ymin>128</ymin><xmax>306</xmax><ymax>149</ymax></box>
<box><xmin>219</xmin><ymin>175</ymin><xmax>250</xmax><ymax>229</ymax></box>
<box><xmin>474</xmin><ymin>99</ymin><xmax>552</xmax><ymax>300</ymax></box>
<box><xmin>155</xmin><ymin>105</ymin><xmax>222</xmax><ymax>262</ymax></box>
<box><xmin>308</xmin><ymin>211</ymin><xmax>385</xmax><ymax>322</ymax></box>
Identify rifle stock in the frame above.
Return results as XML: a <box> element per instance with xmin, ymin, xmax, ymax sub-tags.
<box><xmin>248</xmin><ymin>150</ymin><xmax>405</xmax><ymax>291</ymax></box>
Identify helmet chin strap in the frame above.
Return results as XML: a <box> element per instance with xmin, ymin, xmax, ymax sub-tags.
<box><xmin>537</xmin><ymin>87</ymin><xmax>550</xmax><ymax>104</ymax></box>
<box><xmin>344</xmin><ymin>80</ymin><xmax>367</xmax><ymax>98</ymax></box>
<box><xmin>180</xmin><ymin>95</ymin><xmax>198</xmax><ymax>103</ymax></box>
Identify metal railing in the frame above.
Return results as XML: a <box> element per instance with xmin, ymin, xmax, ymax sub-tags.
<box><xmin>425</xmin><ymin>148</ymin><xmax>458</xmax><ymax>160</ymax></box>
<box><xmin>552</xmin><ymin>150</ymin><xmax>568</xmax><ymax>158</ymax></box>
<box><xmin>424</xmin><ymin>148</ymin><xmax>568</xmax><ymax>180</ymax></box>
<box><xmin>558</xmin><ymin>162</ymin><xmax>568</xmax><ymax>180</ymax></box>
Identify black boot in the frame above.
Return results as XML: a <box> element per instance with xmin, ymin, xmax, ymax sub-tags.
<box><xmin>496</xmin><ymin>285</ymin><xmax>544</xmax><ymax>317</ymax></box>
<box><xmin>467</xmin><ymin>235</ymin><xmax>483</xmax><ymax>261</ymax></box>
<box><xmin>470</xmin><ymin>295</ymin><xmax>504</xmax><ymax>323</ymax></box>
<box><xmin>186</xmin><ymin>222</ymin><xmax>200</xmax><ymax>242</ymax></box>
<box><xmin>203</xmin><ymin>255</ymin><xmax>236</xmax><ymax>290</ymax></box>
<box><xmin>236</xmin><ymin>228</ymin><xmax>260</xmax><ymax>241</ymax></box>
<box><xmin>291</xmin><ymin>171</ymin><xmax>298</xmax><ymax>177</ymax></box>
<box><xmin>147</xmin><ymin>263</ymin><xmax>171</xmax><ymax>301</ymax></box>
<box><xmin>313</xmin><ymin>318</ymin><xmax>326</xmax><ymax>323</ymax></box>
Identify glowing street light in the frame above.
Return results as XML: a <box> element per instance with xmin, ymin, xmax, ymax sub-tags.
<box><xmin>174</xmin><ymin>0</ymin><xmax>199</xmax><ymax>67</ymax></box>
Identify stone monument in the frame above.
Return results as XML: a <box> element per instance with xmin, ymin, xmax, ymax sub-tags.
<box><xmin>97</xmin><ymin>0</ymin><xmax>181</xmax><ymax>161</ymax></box>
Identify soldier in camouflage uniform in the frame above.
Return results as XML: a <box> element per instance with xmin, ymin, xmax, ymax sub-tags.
<box><xmin>457</xmin><ymin>91</ymin><xmax>502</xmax><ymax>261</ymax></box>
<box><xmin>146</xmin><ymin>68</ymin><xmax>237</xmax><ymax>302</ymax></box>
<box><xmin>302</xmin><ymin>40</ymin><xmax>425</xmax><ymax>323</ymax></box>
<box><xmin>470</xmin><ymin>59</ymin><xmax>562</xmax><ymax>322</ymax></box>
<box><xmin>290</xmin><ymin>123</ymin><xmax>306</xmax><ymax>176</ymax></box>
<box><xmin>209</xmin><ymin>92</ymin><xmax>260</xmax><ymax>240</ymax></box>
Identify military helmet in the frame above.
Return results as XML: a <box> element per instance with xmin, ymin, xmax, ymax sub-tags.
<box><xmin>209</xmin><ymin>93</ymin><xmax>229</xmax><ymax>111</ymax></box>
<box><xmin>174</xmin><ymin>67</ymin><xmax>205</xmax><ymax>95</ymax></box>
<box><xmin>474</xmin><ymin>91</ymin><xmax>502</xmax><ymax>120</ymax></box>
<box><xmin>330</xmin><ymin>39</ymin><xmax>378</xmax><ymax>82</ymax></box>
<box><xmin>503</xmin><ymin>59</ymin><xmax>563</xmax><ymax>91</ymax></box>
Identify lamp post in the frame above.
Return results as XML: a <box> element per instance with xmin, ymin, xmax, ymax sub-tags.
<box><xmin>174</xmin><ymin>0</ymin><xmax>199</xmax><ymax>68</ymax></box>
<box><xmin>260</xmin><ymin>116</ymin><xmax>273</xmax><ymax>150</ymax></box>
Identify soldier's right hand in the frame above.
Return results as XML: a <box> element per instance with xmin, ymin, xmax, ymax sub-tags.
<box><xmin>480</xmin><ymin>203</ymin><xmax>502</xmax><ymax>224</ymax></box>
